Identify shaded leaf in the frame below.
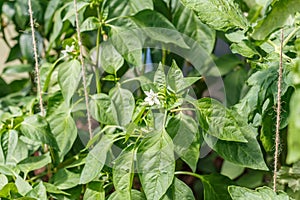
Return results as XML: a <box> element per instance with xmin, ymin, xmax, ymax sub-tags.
<box><xmin>51</xmin><ymin>169</ymin><xmax>80</xmax><ymax>190</ymax></box>
<box><xmin>20</xmin><ymin>115</ymin><xmax>58</xmax><ymax>149</ymax></box>
<box><xmin>161</xmin><ymin>177</ymin><xmax>195</xmax><ymax>200</ymax></box>
<box><xmin>17</xmin><ymin>152</ymin><xmax>51</xmax><ymax>174</ymax></box>
<box><xmin>83</xmin><ymin>182</ymin><xmax>105</xmax><ymax>200</ymax></box>
<box><xmin>166</xmin><ymin>113</ymin><xmax>200</xmax><ymax>172</ymax></box>
<box><xmin>131</xmin><ymin>10</ymin><xmax>189</xmax><ymax>49</ymax></box>
<box><xmin>201</xmin><ymin>174</ymin><xmax>234</xmax><ymax>200</ymax></box>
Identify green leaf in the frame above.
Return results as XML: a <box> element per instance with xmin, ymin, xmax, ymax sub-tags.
<box><xmin>278</xmin><ymin>162</ymin><xmax>300</xmax><ymax>192</ymax></box>
<box><xmin>197</xmin><ymin>98</ymin><xmax>268</xmax><ymax>170</ymax></box>
<box><xmin>252</xmin><ymin>0</ymin><xmax>300</xmax><ymax>40</ymax></box>
<box><xmin>26</xmin><ymin>182</ymin><xmax>47</xmax><ymax>200</ymax></box>
<box><xmin>62</xmin><ymin>2</ymin><xmax>89</xmax><ymax>22</ymax></box>
<box><xmin>15</xmin><ymin>175</ymin><xmax>32</xmax><ymax>196</ymax></box>
<box><xmin>80</xmin><ymin>134</ymin><xmax>116</xmax><ymax>184</ymax></box>
<box><xmin>43</xmin><ymin>182</ymin><xmax>70</xmax><ymax>196</ymax></box>
<box><xmin>0</xmin><ymin>174</ymin><xmax>8</xmax><ymax>190</ymax></box>
<box><xmin>287</xmin><ymin>89</ymin><xmax>300</xmax><ymax>164</ymax></box>
<box><xmin>110</xmin><ymin>26</ymin><xmax>142</xmax><ymax>67</ymax></box>
<box><xmin>230</xmin><ymin>40</ymin><xmax>260</xmax><ymax>58</ymax></box>
<box><xmin>20</xmin><ymin>115</ymin><xmax>58</xmax><ymax>149</ymax></box>
<box><xmin>113</xmin><ymin>145</ymin><xmax>135</xmax><ymax>199</ymax></box>
<box><xmin>83</xmin><ymin>182</ymin><xmax>105</xmax><ymax>200</ymax></box>
<box><xmin>51</xmin><ymin>169</ymin><xmax>80</xmax><ymax>190</ymax></box>
<box><xmin>228</xmin><ymin>186</ymin><xmax>293</xmax><ymax>200</ymax></box>
<box><xmin>58</xmin><ymin>59</ymin><xmax>81</xmax><ymax>105</ymax></box>
<box><xmin>180</xmin><ymin>0</ymin><xmax>248</xmax><ymax>31</ymax></box>
<box><xmin>172</xmin><ymin>0</ymin><xmax>216</xmax><ymax>53</ymax></box>
<box><xmin>89</xmin><ymin>93</ymin><xmax>117</xmax><ymax>125</ymax></box>
<box><xmin>161</xmin><ymin>177</ymin><xmax>195</xmax><ymax>200</ymax></box>
<box><xmin>19</xmin><ymin>31</ymin><xmax>43</xmax><ymax>63</ymax></box>
<box><xmin>44</xmin><ymin>0</ymin><xmax>61</xmax><ymax>35</ymax></box>
<box><xmin>137</xmin><ymin>130</ymin><xmax>175</xmax><ymax>200</ymax></box>
<box><xmin>224</xmin><ymin>67</ymin><xmax>248</xmax><ymax>106</ymax></box>
<box><xmin>154</xmin><ymin>62</ymin><xmax>166</xmax><ymax>88</ymax></box>
<box><xmin>49</xmin><ymin>7</ymin><xmax>64</xmax><ymax>44</ymax></box>
<box><xmin>166</xmin><ymin>113</ymin><xmax>200</xmax><ymax>172</ymax></box>
<box><xmin>2</xmin><ymin>64</ymin><xmax>32</xmax><ymax>74</ymax></box>
<box><xmin>17</xmin><ymin>152</ymin><xmax>51</xmax><ymax>174</ymax></box>
<box><xmin>108</xmin><ymin>189</ymin><xmax>146</xmax><ymax>200</ymax></box>
<box><xmin>109</xmin><ymin>85</ymin><xmax>135</xmax><ymax>126</ymax></box>
<box><xmin>100</xmin><ymin>41</ymin><xmax>124</xmax><ymax>74</ymax></box>
<box><xmin>196</xmin><ymin>98</ymin><xmax>248</xmax><ymax>142</ymax></box>
<box><xmin>80</xmin><ymin>16</ymin><xmax>100</xmax><ymax>32</ymax></box>
<box><xmin>0</xmin><ymin>183</ymin><xmax>19</xmax><ymax>198</ymax></box>
<box><xmin>131</xmin><ymin>10</ymin><xmax>189</xmax><ymax>49</ymax></box>
<box><xmin>203</xmin><ymin>129</ymin><xmax>268</xmax><ymax>170</ymax></box>
<box><xmin>220</xmin><ymin>161</ymin><xmax>244</xmax><ymax>180</ymax></box>
<box><xmin>129</xmin><ymin>0</ymin><xmax>153</xmax><ymax>13</ymax></box>
<box><xmin>6</xmin><ymin>130</ymin><xmax>28</xmax><ymax>165</ymax></box>
<box><xmin>167</xmin><ymin>60</ymin><xmax>200</xmax><ymax>93</ymax></box>
<box><xmin>260</xmin><ymin>107</ymin><xmax>275</xmax><ymax>152</ymax></box>
<box><xmin>201</xmin><ymin>174</ymin><xmax>234</xmax><ymax>200</ymax></box>
<box><xmin>47</xmin><ymin>102</ymin><xmax>77</xmax><ymax>161</ymax></box>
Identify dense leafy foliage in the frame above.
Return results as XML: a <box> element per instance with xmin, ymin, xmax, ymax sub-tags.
<box><xmin>0</xmin><ymin>0</ymin><xmax>299</xmax><ymax>199</ymax></box>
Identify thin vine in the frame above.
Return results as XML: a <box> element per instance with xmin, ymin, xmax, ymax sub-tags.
<box><xmin>73</xmin><ymin>0</ymin><xmax>93</xmax><ymax>139</ymax></box>
<box><xmin>28</xmin><ymin>0</ymin><xmax>44</xmax><ymax>116</ymax></box>
<box><xmin>273</xmin><ymin>28</ymin><xmax>284</xmax><ymax>192</ymax></box>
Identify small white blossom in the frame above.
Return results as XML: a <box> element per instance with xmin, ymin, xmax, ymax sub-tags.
<box><xmin>61</xmin><ymin>45</ymin><xmax>75</xmax><ymax>57</ymax></box>
<box><xmin>144</xmin><ymin>89</ymin><xmax>160</xmax><ymax>106</ymax></box>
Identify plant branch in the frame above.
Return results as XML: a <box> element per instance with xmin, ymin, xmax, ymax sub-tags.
<box><xmin>73</xmin><ymin>0</ymin><xmax>93</xmax><ymax>140</ymax></box>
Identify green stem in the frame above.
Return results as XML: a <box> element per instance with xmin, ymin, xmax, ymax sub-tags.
<box><xmin>170</xmin><ymin>107</ymin><xmax>196</xmax><ymax>113</ymax></box>
<box><xmin>94</xmin><ymin>6</ymin><xmax>102</xmax><ymax>94</ymax></box>
<box><xmin>162</xmin><ymin>48</ymin><xmax>167</xmax><ymax>65</ymax></box>
<box><xmin>163</xmin><ymin>109</ymin><xmax>168</xmax><ymax>128</ymax></box>
<box><xmin>43</xmin><ymin>57</ymin><xmax>64</xmax><ymax>93</ymax></box>
<box><xmin>175</xmin><ymin>171</ymin><xmax>203</xmax><ymax>180</ymax></box>
<box><xmin>283</xmin><ymin>26</ymin><xmax>300</xmax><ymax>47</ymax></box>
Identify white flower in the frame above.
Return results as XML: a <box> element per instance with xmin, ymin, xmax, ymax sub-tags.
<box><xmin>144</xmin><ymin>89</ymin><xmax>160</xmax><ymax>106</ymax></box>
<box><xmin>61</xmin><ymin>45</ymin><xmax>75</xmax><ymax>57</ymax></box>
